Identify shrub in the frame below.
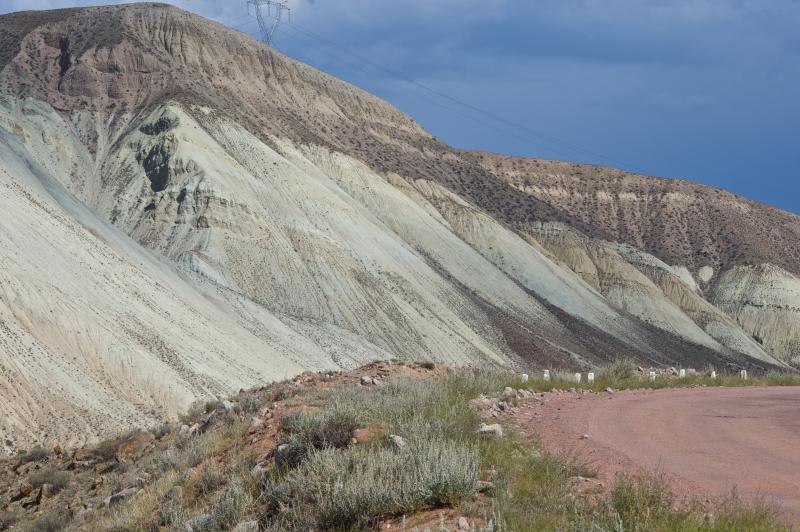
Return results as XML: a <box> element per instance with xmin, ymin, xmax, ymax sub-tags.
<box><xmin>207</xmin><ymin>475</ymin><xmax>254</xmax><ymax>531</ymax></box>
<box><xmin>28</xmin><ymin>468</ymin><xmax>71</xmax><ymax>495</ymax></box>
<box><xmin>240</xmin><ymin>395</ymin><xmax>262</xmax><ymax>414</ymax></box>
<box><xmin>26</xmin><ymin>510</ymin><xmax>66</xmax><ymax>532</ymax></box>
<box><xmin>264</xmin><ymin>440</ymin><xmax>478</xmax><ymax>529</ymax></box>
<box><xmin>0</xmin><ymin>510</ymin><xmax>18</xmax><ymax>531</ymax></box>
<box><xmin>181</xmin><ymin>432</ymin><xmax>217</xmax><ymax>468</ymax></box>
<box><xmin>278</xmin><ymin>407</ymin><xmax>360</xmax><ymax>467</ymax></box>
<box><xmin>205</xmin><ymin>400</ymin><xmax>223</xmax><ymax>413</ymax></box>
<box><xmin>153</xmin><ymin>422</ymin><xmax>173</xmax><ymax>439</ymax></box>
<box><xmin>180</xmin><ymin>400</ymin><xmax>207</xmax><ymax>423</ymax></box>
<box><xmin>192</xmin><ymin>460</ymin><xmax>225</xmax><ymax>497</ymax></box>
<box><xmin>14</xmin><ymin>446</ymin><xmax>48</xmax><ymax>469</ymax></box>
<box><xmin>602</xmin><ymin>359</ymin><xmax>637</xmax><ymax>381</ymax></box>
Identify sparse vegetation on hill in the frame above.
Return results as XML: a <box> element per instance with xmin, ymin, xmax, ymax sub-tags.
<box><xmin>0</xmin><ymin>362</ymin><xmax>792</xmax><ymax>531</ymax></box>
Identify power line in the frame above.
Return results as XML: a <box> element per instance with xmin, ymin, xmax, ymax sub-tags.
<box><xmin>221</xmin><ymin>11</ymin><xmax>636</xmax><ymax>168</ymax></box>
<box><xmin>280</xmin><ymin>20</ymin><xmax>636</xmax><ymax>169</ymax></box>
<box><xmin>276</xmin><ymin>26</ymin><xmax>592</xmax><ymax>162</ymax></box>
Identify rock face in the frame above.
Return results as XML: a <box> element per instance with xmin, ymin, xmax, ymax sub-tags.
<box><xmin>0</xmin><ymin>4</ymin><xmax>796</xmax><ymax>450</ymax></box>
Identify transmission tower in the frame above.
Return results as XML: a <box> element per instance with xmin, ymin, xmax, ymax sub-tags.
<box><xmin>247</xmin><ymin>0</ymin><xmax>291</xmax><ymax>45</ymax></box>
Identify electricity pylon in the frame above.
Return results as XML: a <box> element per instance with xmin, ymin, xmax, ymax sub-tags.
<box><xmin>247</xmin><ymin>0</ymin><xmax>291</xmax><ymax>45</ymax></box>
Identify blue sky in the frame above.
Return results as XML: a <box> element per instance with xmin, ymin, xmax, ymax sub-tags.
<box><xmin>2</xmin><ymin>0</ymin><xmax>799</xmax><ymax>213</ymax></box>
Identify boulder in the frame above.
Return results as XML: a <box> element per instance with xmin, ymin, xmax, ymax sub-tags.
<box><xmin>18</xmin><ymin>481</ymin><xmax>34</xmax><ymax>498</ymax></box>
<box><xmin>21</xmin><ymin>487</ymin><xmax>43</xmax><ymax>509</ymax></box>
<box><xmin>103</xmin><ymin>487</ymin><xmax>139</xmax><ymax>507</ymax></box>
<box><xmin>115</xmin><ymin>431</ymin><xmax>155</xmax><ymax>463</ymax></box>
<box><xmin>248</xmin><ymin>418</ymin><xmax>265</xmax><ymax>434</ymax></box>
<box><xmin>275</xmin><ymin>443</ymin><xmax>291</xmax><ymax>459</ymax></box>
<box><xmin>352</xmin><ymin>427</ymin><xmax>385</xmax><ymax>444</ymax></box>
<box><xmin>388</xmin><ymin>434</ymin><xmax>407</xmax><ymax>449</ymax></box>
<box><xmin>251</xmin><ymin>461</ymin><xmax>269</xmax><ymax>476</ymax></box>
<box><xmin>74</xmin><ymin>447</ymin><xmax>92</xmax><ymax>461</ymax></box>
<box><xmin>476</xmin><ymin>423</ymin><xmax>504</xmax><ymax>437</ymax></box>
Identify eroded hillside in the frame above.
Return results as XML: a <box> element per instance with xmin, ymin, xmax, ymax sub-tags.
<box><xmin>0</xmin><ymin>3</ymin><xmax>797</xmax><ymax>450</ymax></box>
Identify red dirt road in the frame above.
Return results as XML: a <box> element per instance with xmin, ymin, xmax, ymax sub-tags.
<box><xmin>513</xmin><ymin>387</ymin><xmax>800</xmax><ymax>523</ymax></box>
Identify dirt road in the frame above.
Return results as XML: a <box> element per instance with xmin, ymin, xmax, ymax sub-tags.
<box><xmin>513</xmin><ymin>387</ymin><xmax>800</xmax><ymax>522</ymax></box>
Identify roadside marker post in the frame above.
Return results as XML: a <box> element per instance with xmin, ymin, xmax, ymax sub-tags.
<box><xmin>679</xmin><ymin>369</ymin><xmax>686</xmax><ymax>378</ymax></box>
<box><xmin>649</xmin><ymin>371</ymin><xmax>656</xmax><ymax>382</ymax></box>
<box><xmin>544</xmin><ymin>370</ymin><xmax>551</xmax><ymax>381</ymax></box>
<box><xmin>711</xmin><ymin>371</ymin><xmax>717</xmax><ymax>379</ymax></box>
<box><xmin>587</xmin><ymin>372</ymin><xmax>595</xmax><ymax>383</ymax></box>
<box><xmin>521</xmin><ymin>373</ymin><xmax>529</xmax><ymax>382</ymax></box>
<box><xmin>740</xmin><ymin>370</ymin><xmax>748</xmax><ymax>380</ymax></box>
<box><xmin>575</xmin><ymin>373</ymin><xmax>582</xmax><ymax>384</ymax></box>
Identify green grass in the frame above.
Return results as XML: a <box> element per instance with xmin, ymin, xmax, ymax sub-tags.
<box><xmin>501</xmin><ymin>365</ymin><xmax>800</xmax><ymax>395</ymax></box>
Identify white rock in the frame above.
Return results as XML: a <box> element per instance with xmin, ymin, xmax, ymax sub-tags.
<box><xmin>248</xmin><ymin>418</ymin><xmax>264</xmax><ymax>434</ymax></box>
<box><xmin>388</xmin><ymin>434</ymin><xmax>407</xmax><ymax>449</ymax></box>
<box><xmin>477</xmin><ymin>423</ymin><xmax>504</xmax><ymax>437</ymax></box>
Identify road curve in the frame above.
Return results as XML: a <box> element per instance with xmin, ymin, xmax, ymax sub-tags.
<box><xmin>517</xmin><ymin>387</ymin><xmax>800</xmax><ymax>523</ymax></box>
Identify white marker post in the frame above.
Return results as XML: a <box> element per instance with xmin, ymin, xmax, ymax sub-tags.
<box><xmin>587</xmin><ymin>372</ymin><xmax>595</xmax><ymax>384</ymax></box>
<box><xmin>679</xmin><ymin>369</ymin><xmax>686</xmax><ymax>378</ymax></box>
<box><xmin>649</xmin><ymin>371</ymin><xmax>656</xmax><ymax>382</ymax></box>
<box><xmin>575</xmin><ymin>373</ymin><xmax>582</xmax><ymax>384</ymax></box>
<box><xmin>740</xmin><ymin>370</ymin><xmax>748</xmax><ymax>380</ymax></box>
<box><xmin>544</xmin><ymin>370</ymin><xmax>551</xmax><ymax>382</ymax></box>
<box><xmin>710</xmin><ymin>371</ymin><xmax>717</xmax><ymax>379</ymax></box>
<box><xmin>521</xmin><ymin>373</ymin><xmax>529</xmax><ymax>383</ymax></box>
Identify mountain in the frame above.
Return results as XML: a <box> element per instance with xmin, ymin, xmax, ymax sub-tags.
<box><xmin>0</xmin><ymin>3</ymin><xmax>797</xmax><ymax>452</ymax></box>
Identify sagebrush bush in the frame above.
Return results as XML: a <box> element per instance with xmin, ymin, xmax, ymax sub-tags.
<box><xmin>265</xmin><ymin>441</ymin><xmax>478</xmax><ymax>529</ymax></box>
<box><xmin>25</xmin><ymin>510</ymin><xmax>65</xmax><ymax>532</ymax></box>
<box><xmin>240</xmin><ymin>394</ymin><xmax>262</xmax><ymax>414</ymax></box>
<box><xmin>278</xmin><ymin>407</ymin><xmax>360</xmax><ymax>467</ymax></box>
<box><xmin>13</xmin><ymin>446</ymin><xmax>48</xmax><ymax>469</ymax></box>
<box><xmin>28</xmin><ymin>468</ymin><xmax>70</xmax><ymax>494</ymax></box>
<box><xmin>0</xmin><ymin>510</ymin><xmax>18</xmax><ymax>531</ymax></box>
<box><xmin>205</xmin><ymin>473</ymin><xmax>255</xmax><ymax>531</ymax></box>
<box><xmin>180</xmin><ymin>400</ymin><xmax>206</xmax><ymax>423</ymax></box>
